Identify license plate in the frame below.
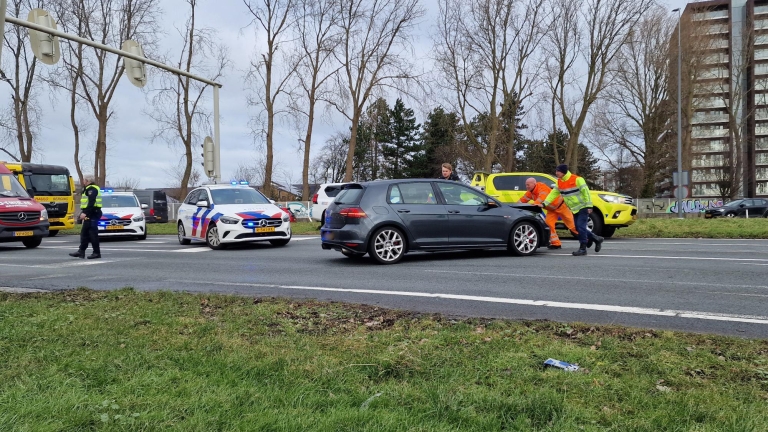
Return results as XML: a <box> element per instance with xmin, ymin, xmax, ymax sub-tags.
<box><xmin>705</xmin><ymin>214</ymin><xmax>712</xmax><ymax>219</ymax></box>
<box><xmin>106</xmin><ymin>225</ymin><xmax>124</xmax><ymax>230</ymax></box>
<box><xmin>255</xmin><ymin>227</ymin><xmax>275</xmax><ymax>233</ymax></box>
<box><xmin>322</xmin><ymin>231</ymin><xmax>335</xmax><ymax>241</ymax></box>
<box><xmin>14</xmin><ymin>231</ymin><xmax>33</xmax><ymax>237</ymax></box>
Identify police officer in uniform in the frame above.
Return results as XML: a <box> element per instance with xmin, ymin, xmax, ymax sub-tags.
<box><xmin>69</xmin><ymin>175</ymin><xmax>102</xmax><ymax>259</ymax></box>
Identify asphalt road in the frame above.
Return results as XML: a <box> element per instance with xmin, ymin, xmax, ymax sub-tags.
<box><xmin>1</xmin><ymin>234</ymin><xmax>767</xmax><ymax>339</ymax></box>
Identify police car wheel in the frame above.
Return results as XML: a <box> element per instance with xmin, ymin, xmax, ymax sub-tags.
<box><xmin>206</xmin><ymin>224</ymin><xmax>224</xmax><ymax>250</ymax></box>
<box><xmin>137</xmin><ymin>234</ymin><xmax>147</xmax><ymax>241</ymax></box>
<box><xmin>509</xmin><ymin>221</ymin><xmax>538</xmax><ymax>256</ymax></box>
<box><xmin>269</xmin><ymin>238</ymin><xmax>291</xmax><ymax>247</ymax></box>
<box><xmin>177</xmin><ymin>222</ymin><xmax>191</xmax><ymax>245</ymax></box>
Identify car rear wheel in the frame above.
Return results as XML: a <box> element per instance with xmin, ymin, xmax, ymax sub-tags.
<box><xmin>726</xmin><ymin>212</ymin><xmax>736</xmax><ymax>218</ymax></box>
<box><xmin>368</xmin><ymin>227</ymin><xmax>405</xmax><ymax>264</ymax></box>
<box><xmin>177</xmin><ymin>222</ymin><xmax>191</xmax><ymax>245</ymax></box>
<box><xmin>22</xmin><ymin>236</ymin><xmax>43</xmax><ymax>248</ymax></box>
<box><xmin>508</xmin><ymin>221</ymin><xmax>538</xmax><ymax>256</ymax></box>
<box><xmin>206</xmin><ymin>224</ymin><xmax>224</xmax><ymax>250</ymax></box>
<box><xmin>47</xmin><ymin>230</ymin><xmax>59</xmax><ymax>237</ymax></box>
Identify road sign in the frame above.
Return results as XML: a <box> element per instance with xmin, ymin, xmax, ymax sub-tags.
<box><xmin>121</xmin><ymin>40</ymin><xmax>147</xmax><ymax>88</ymax></box>
<box><xmin>673</xmin><ymin>170</ymin><xmax>689</xmax><ymax>187</ymax></box>
<box><xmin>673</xmin><ymin>186</ymin><xmax>689</xmax><ymax>199</ymax></box>
<box><xmin>27</xmin><ymin>9</ymin><xmax>60</xmax><ymax>65</ymax></box>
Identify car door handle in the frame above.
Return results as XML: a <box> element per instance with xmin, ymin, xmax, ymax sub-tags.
<box><xmin>397</xmin><ymin>209</ymin><xmax>411</xmax><ymax>213</ymax></box>
<box><xmin>448</xmin><ymin>210</ymin><xmax>460</xmax><ymax>214</ymax></box>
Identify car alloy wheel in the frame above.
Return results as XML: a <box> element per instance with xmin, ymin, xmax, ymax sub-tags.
<box><xmin>726</xmin><ymin>213</ymin><xmax>735</xmax><ymax>218</ymax></box>
<box><xmin>178</xmin><ymin>223</ymin><xmax>191</xmax><ymax>245</ymax></box>
<box><xmin>206</xmin><ymin>224</ymin><xmax>223</xmax><ymax>250</ymax></box>
<box><xmin>370</xmin><ymin>227</ymin><xmax>405</xmax><ymax>264</ymax></box>
<box><xmin>510</xmin><ymin>222</ymin><xmax>538</xmax><ymax>256</ymax></box>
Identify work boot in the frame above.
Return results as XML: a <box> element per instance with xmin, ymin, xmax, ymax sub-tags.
<box><xmin>593</xmin><ymin>236</ymin><xmax>604</xmax><ymax>253</ymax></box>
<box><xmin>572</xmin><ymin>243</ymin><xmax>587</xmax><ymax>256</ymax></box>
<box><xmin>69</xmin><ymin>251</ymin><xmax>85</xmax><ymax>259</ymax></box>
<box><xmin>547</xmin><ymin>245</ymin><xmax>561</xmax><ymax>250</ymax></box>
<box><xmin>86</xmin><ymin>253</ymin><xmax>101</xmax><ymax>260</ymax></box>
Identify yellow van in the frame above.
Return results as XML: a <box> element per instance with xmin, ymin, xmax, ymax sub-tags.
<box><xmin>471</xmin><ymin>171</ymin><xmax>637</xmax><ymax>237</ymax></box>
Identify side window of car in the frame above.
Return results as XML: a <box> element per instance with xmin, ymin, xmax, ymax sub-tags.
<box><xmin>388</xmin><ymin>185</ymin><xmax>403</xmax><ymax>204</ymax></box>
<box><xmin>438</xmin><ymin>183</ymin><xmax>487</xmax><ymax>206</ymax></box>
<box><xmin>197</xmin><ymin>189</ymin><xmax>211</xmax><ymax>204</ymax></box>
<box><xmin>184</xmin><ymin>189</ymin><xmax>200</xmax><ymax>205</ymax></box>
<box><xmin>492</xmin><ymin>175</ymin><xmax>526</xmax><ymax>191</ymax></box>
<box><xmin>532</xmin><ymin>175</ymin><xmax>556</xmax><ymax>189</ymax></box>
<box><xmin>394</xmin><ymin>183</ymin><xmax>437</xmax><ymax>204</ymax></box>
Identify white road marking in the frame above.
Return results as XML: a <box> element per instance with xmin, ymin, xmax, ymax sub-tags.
<box><xmin>39</xmin><ymin>246</ymin><xmax>197</xmax><ymax>253</ymax></box>
<box><xmin>0</xmin><ymin>260</ymin><xmax>116</xmax><ymax>269</ymax></box>
<box><xmin>426</xmin><ymin>269</ymin><xmax>768</xmax><ymax>291</ymax></box>
<box><xmin>28</xmin><ymin>274</ymin><xmax>71</xmax><ymax>280</ymax></box>
<box><xmin>173</xmin><ymin>248</ymin><xmax>210</xmax><ymax>253</ymax></box>
<box><xmin>0</xmin><ymin>287</ymin><xmax>49</xmax><ymax>293</ymax></box>
<box><xmin>292</xmin><ymin>236</ymin><xmax>319</xmax><ymax>241</ymax></box>
<box><xmin>740</xmin><ymin>263</ymin><xmax>768</xmax><ymax>266</ymax></box>
<box><xmin>45</xmin><ymin>241</ymin><xmax>68</xmax><ymax>243</ymax></box>
<box><xmin>563</xmin><ymin>253</ymin><xmax>768</xmax><ymax>263</ymax></box>
<box><xmin>165</xmin><ymin>279</ymin><xmax>768</xmax><ymax>326</ymax></box>
<box><xmin>707</xmin><ymin>291</ymin><xmax>768</xmax><ymax>298</ymax></box>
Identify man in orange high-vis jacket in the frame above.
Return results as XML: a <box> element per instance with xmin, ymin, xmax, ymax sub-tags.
<box><xmin>519</xmin><ymin>177</ymin><xmax>577</xmax><ymax>250</ymax></box>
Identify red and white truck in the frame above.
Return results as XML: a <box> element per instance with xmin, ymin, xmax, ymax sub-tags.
<box><xmin>0</xmin><ymin>163</ymin><xmax>49</xmax><ymax>248</ymax></box>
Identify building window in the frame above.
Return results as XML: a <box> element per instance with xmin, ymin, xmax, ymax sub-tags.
<box><xmin>757</xmin><ymin>5</ymin><xmax>768</xmax><ymax>15</ymax></box>
<box><xmin>758</xmin><ymin>168</ymin><xmax>768</xmax><ymax>181</ymax></box>
<box><xmin>693</xmin><ymin>10</ymin><xmax>728</xmax><ymax>21</ymax></box>
<box><xmin>691</xmin><ymin>154</ymin><xmax>725</xmax><ymax>167</ymax></box>
<box><xmin>693</xmin><ymin>140</ymin><xmax>727</xmax><ymax>153</ymax></box>
<box><xmin>756</xmin><ymin>153</ymin><xmax>768</xmax><ymax>165</ymax></box>
<box><xmin>692</xmin><ymin>168</ymin><xmax>725</xmax><ymax>182</ymax></box>
<box><xmin>757</xmin><ymin>182</ymin><xmax>768</xmax><ymax>195</ymax></box>
<box><xmin>699</xmin><ymin>67</ymin><xmax>729</xmax><ymax>79</ymax></box>
<box><xmin>692</xmin><ymin>183</ymin><xmax>721</xmax><ymax>196</ymax></box>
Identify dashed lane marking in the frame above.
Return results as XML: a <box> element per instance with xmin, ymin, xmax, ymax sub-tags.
<box><xmin>165</xmin><ymin>279</ymin><xmax>768</xmax><ymax>326</ymax></box>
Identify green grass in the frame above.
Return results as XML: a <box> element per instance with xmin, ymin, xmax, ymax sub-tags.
<box><xmin>58</xmin><ymin>221</ymin><xmax>321</xmax><ymax>236</ymax></box>
<box><xmin>613</xmin><ymin>218</ymin><xmax>768</xmax><ymax>239</ymax></box>
<box><xmin>1</xmin><ymin>289</ymin><xmax>766</xmax><ymax>431</ymax></box>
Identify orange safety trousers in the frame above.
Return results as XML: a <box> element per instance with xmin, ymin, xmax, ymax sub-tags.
<box><xmin>546</xmin><ymin>205</ymin><xmax>577</xmax><ymax>247</ymax></box>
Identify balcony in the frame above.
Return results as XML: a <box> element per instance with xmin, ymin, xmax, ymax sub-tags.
<box><xmin>702</xmin><ymin>53</ymin><xmax>729</xmax><ymax>65</ymax></box>
<box><xmin>706</xmin><ymin>24</ymin><xmax>729</xmax><ymax>34</ymax></box>
<box><xmin>691</xmin><ymin>128</ymin><xmax>729</xmax><ymax>139</ymax></box>
<box><xmin>699</xmin><ymin>67</ymin><xmax>729</xmax><ymax>79</ymax></box>
<box><xmin>691</xmin><ymin>113</ymin><xmax>729</xmax><ymax>124</ymax></box>
<box><xmin>758</xmin><ymin>181</ymin><xmax>768</xmax><ymax>195</ymax></box>
<box><xmin>695</xmin><ymin>98</ymin><xmax>729</xmax><ymax>108</ymax></box>
<box><xmin>757</xmin><ymin>168</ymin><xmax>768</xmax><ymax>180</ymax></box>
<box><xmin>756</xmin><ymin>126</ymin><xmax>768</xmax><ymax>136</ymax></box>
<box><xmin>757</xmin><ymin>5</ymin><xmax>768</xmax><ymax>15</ymax></box>
<box><xmin>756</xmin><ymin>110</ymin><xmax>768</xmax><ymax>121</ymax></box>
<box><xmin>756</xmin><ymin>152</ymin><xmax>768</xmax><ymax>165</ymax></box>
<box><xmin>692</xmin><ymin>183</ymin><xmax>721</xmax><ymax>196</ymax></box>
<box><xmin>692</xmin><ymin>169</ymin><xmax>726</xmax><ymax>182</ymax></box>
<box><xmin>757</xmin><ymin>19</ymin><xmax>768</xmax><ymax>31</ymax></box>
<box><xmin>693</xmin><ymin>141</ymin><xmax>728</xmax><ymax>153</ymax></box>
<box><xmin>693</xmin><ymin>10</ymin><xmax>728</xmax><ymax>21</ymax></box>
<box><xmin>756</xmin><ymin>95</ymin><xmax>768</xmax><ymax>106</ymax></box>
<box><xmin>757</xmin><ymin>138</ymin><xmax>768</xmax><ymax>150</ymax></box>
<box><xmin>692</xmin><ymin>155</ymin><xmax>726</xmax><ymax>168</ymax></box>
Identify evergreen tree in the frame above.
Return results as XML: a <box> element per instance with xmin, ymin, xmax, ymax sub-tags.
<box><xmin>382</xmin><ymin>98</ymin><xmax>420</xmax><ymax>179</ymax></box>
<box><xmin>408</xmin><ymin>107</ymin><xmax>461</xmax><ymax>178</ymax></box>
<box><xmin>350</xmin><ymin>98</ymin><xmax>390</xmax><ymax>181</ymax></box>
<box><xmin>519</xmin><ymin>129</ymin><xmax>601</xmax><ymax>188</ymax></box>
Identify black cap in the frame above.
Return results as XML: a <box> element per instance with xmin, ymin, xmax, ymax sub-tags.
<box><xmin>556</xmin><ymin>164</ymin><xmax>568</xmax><ymax>174</ymax></box>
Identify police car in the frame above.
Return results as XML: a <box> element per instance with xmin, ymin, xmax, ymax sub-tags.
<box><xmin>97</xmin><ymin>190</ymin><xmax>147</xmax><ymax>240</ymax></box>
<box><xmin>176</xmin><ymin>182</ymin><xmax>292</xmax><ymax>250</ymax></box>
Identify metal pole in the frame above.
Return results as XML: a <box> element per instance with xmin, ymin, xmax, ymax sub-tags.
<box><xmin>0</xmin><ymin>0</ymin><xmax>7</xmax><ymax>61</ymax></box>
<box><xmin>213</xmin><ymin>85</ymin><xmax>221</xmax><ymax>183</ymax></box>
<box><xmin>676</xmin><ymin>9</ymin><xmax>684</xmax><ymax>219</ymax></box>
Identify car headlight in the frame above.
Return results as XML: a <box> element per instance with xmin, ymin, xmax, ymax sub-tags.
<box><xmin>598</xmin><ymin>194</ymin><xmax>625</xmax><ymax>204</ymax></box>
<box><xmin>40</xmin><ymin>209</ymin><xmax>48</xmax><ymax>221</ymax></box>
<box><xmin>132</xmin><ymin>216</ymin><xmax>144</xmax><ymax>222</ymax></box>
<box><xmin>282</xmin><ymin>213</ymin><xmax>290</xmax><ymax>222</ymax></box>
<box><xmin>219</xmin><ymin>216</ymin><xmax>240</xmax><ymax>224</ymax></box>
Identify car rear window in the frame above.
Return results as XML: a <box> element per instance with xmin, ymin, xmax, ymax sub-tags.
<box><xmin>335</xmin><ymin>185</ymin><xmax>364</xmax><ymax>204</ymax></box>
<box><xmin>324</xmin><ymin>185</ymin><xmax>343</xmax><ymax>198</ymax></box>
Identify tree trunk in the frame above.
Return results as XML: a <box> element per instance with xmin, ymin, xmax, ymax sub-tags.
<box><xmin>95</xmin><ymin>110</ymin><xmax>108</xmax><ymax>186</ymax></box>
<box><xmin>302</xmin><ymin>94</ymin><xmax>316</xmax><ymax>200</ymax></box>
<box><xmin>344</xmin><ymin>111</ymin><xmax>361</xmax><ymax>182</ymax></box>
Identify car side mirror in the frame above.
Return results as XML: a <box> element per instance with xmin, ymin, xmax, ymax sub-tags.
<box><xmin>739</xmin><ymin>204</ymin><xmax>745</xmax><ymax>208</ymax></box>
<box><xmin>141</xmin><ymin>204</ymin><xmax>149</xmax><ymax>209</ymax></box>
<box><xmin>196</xmin><ymin>200</ymin><xmax>209</xmax><ymax>208</ymax></box>
<box><xmin>269</xmin><ymin>199</ymin><xmax>276</xmax><ymax>204</ymax></box>
<box><xmin>486</xmin><ymin>200</ymin><xmax>498</xmax><ymax>208</ymax></box>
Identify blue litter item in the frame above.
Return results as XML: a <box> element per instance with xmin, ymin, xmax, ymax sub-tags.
<box><xmin>543</xmin><ymin>358</ymin><xmax>580</xmax><ymax>372</ymax></box>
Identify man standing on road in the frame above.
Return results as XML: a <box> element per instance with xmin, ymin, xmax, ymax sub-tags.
<box><xmin>519</xmin><ymin>177</ymin><xmax>577</xmax><ymax>250</ymax></box>
<box><xmin>540</xmin><ymin>165</ymin><xmax>603</xmax><ymax>256</ymax></box>
<box><xmin>69</xmin><ymin>175</ymin><xmax>102</xmax><ymax>259</ymax></box>
<box><xmin>438</xmin><ymin>163</ymin><xmax>461</xmax><ymax>181</ymax></box>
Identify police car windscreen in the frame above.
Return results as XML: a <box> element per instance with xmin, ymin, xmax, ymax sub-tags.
<box><xmin>102</xmin><ymin>195</ymin><xmax>139</xmax><ymax>207</ymax></box>
<box><xmin>211</xmin><ymin>188</ymin><xmax>270</xmax><ymax>205</ymax></box>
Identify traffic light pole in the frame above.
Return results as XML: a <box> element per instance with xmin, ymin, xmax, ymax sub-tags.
<box><xmin>2</xmin><ymin>14</ymin><xmax>223</xmax><ymax>182</ymax></box>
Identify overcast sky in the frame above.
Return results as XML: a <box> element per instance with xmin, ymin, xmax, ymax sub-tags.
<box><xmin>1</xmin><ymin>0</ymin><xmax>687</xmax><ymax>189</ymax></box>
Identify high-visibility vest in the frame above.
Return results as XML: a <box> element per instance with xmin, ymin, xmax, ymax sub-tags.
<box><xmin>543</xmin><ymin>172</ymin><xmax>592</xmax><ymax>212</ymax></box>
<box><xmin>519</xmin><ymin>182</ymin><xmax>564</xmax><ymax>211</ymax></box>
<box><xmin>80</xmin><ymin>184</ymin><xmax>102</xmax><ymax>209</ymax></box>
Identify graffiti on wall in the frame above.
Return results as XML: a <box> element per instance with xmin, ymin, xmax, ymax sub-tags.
<box><xmin>667</xmin><ymin>199</ymin><xmax>724</xmax><ymax>214</ymax></box>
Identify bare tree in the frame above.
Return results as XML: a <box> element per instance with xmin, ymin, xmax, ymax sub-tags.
<box><xmin>587</xmin><ymin>5</ymin><xmax>675</xmax><ymax>198</ymax></box>
<box><xmin>52</xmin><ymin>0</ymin><xmax>160</xmax><ymax>186</ymax></box>
<box><xmin>1</xmin><ymin>0</ymin><xmax>47</xmax><ymax>162</ymax></box>
<box><xmin>311</xmin><ymin>132</ymin><xmax>347</xmax><ymax>184</ymax></box>
<box><xmin>231</xmin><ymin>158</ymin><xmax>265</xmax><ymax>186</ymax></box>
<box><xmin>290</xmin><ymin>0</ymin><xmax>340</xmax><ymax>201</ymax></box>
<box><xmin>148</xmin><ymin>0</ymin><xmax>228</xmax><ymax>202</ymax></box>
<box><xmin>243</xmin><ymin>0</ymin><xmax>297</xmax><ymax>199</ymax></box>
<box><xmin>166</xmin><ymin>157</ymin><xmax>201</xmax><ymax>200</ymax></box>
<box><xmin>434</xmin><ymin>0</ymin><xmax>548</xmax><ymax>173</ymax></box>
<box><xmin>546</xmin><ymin>0</ymin><xmax>653</xmax><ymax>172</ymax></box>
<box><xmin>108</xmin><ymin>176</ymin><xmax>140</xmax><ymax>189</ymax></box>
<box><xmin>332</xmin><ymin>0</ymin><xmax>425</xmax><ymax>182</ymax></box>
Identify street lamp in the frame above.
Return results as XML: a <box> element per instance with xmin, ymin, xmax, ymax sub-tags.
<box><xmin>673</xmin><ymin>7</ymin><xmax>684</xmax><ymax>219</ymax></box>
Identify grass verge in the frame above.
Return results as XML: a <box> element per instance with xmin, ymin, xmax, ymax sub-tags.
<box><xmin>58</xmin><ymin>221</ymin><xmax>321</xmax><ymax>236</ymax></box>
<box><xmin>613</xmin><ymin>218</ymin><xmax>768</xmax><ymax>239</ymax></box>
<box><xmin>1</xmin><ymin>288</ymin><xmax>766</xmax><ymax>431</ymax></box>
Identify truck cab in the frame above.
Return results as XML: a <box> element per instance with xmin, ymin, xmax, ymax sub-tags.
<box><xmin>0</xmin><ymin>164</ymin><xmax>49</xmax><ymax>248</ymax></box>
<box><xmin>471</xmin><ymin>171</ymin><xmax>638</xmax><ymax>237</ymax></box>
<box><xmin>2</xmin><ymin>162</ymin><xmax>76</xmax><ymax>236</ymax></box>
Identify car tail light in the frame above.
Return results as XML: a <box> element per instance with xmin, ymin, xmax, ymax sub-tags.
<box><xmin>312</xmin><ymin>193</ymin><xmax>318</xmax><ymax>204</ymax></box>
<box><xmin>150</xmin><ymin>208</ymin><xmax>155</xmax><ymax>216</ymax></box>
<box><xmin>339</xmin><ymin>207</ymin><xmax>366</xmax><ymax>218</ymax></box>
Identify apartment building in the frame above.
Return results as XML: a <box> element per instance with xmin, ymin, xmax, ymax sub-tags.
<box><xmin>679</xmin><ymin>0</ymin><xmax>768</xmax><ymax>198</ymax></box>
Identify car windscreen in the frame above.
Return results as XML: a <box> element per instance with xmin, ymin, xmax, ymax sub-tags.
<box><xmin>25</xmin><ymin>173</ymin><xmax>71</xmax><ymax>196</ymax></box>
<box><xmin>102</xmin><ymin>195</ymin><xmax>139</xmax><ymax>208</ymax></box>
<box><xmin>723</xmin><ymin>200</ymin><xmax>742</xmax><ymax>207</ymax></box>
<box><xmin>334</xmin><ymin>185</ymin><xmax>364</xmax><ymax>204</ymax></box>
<box><xmin>210</xmin><ymin>188</ymin><xmax>270</xmax><ymax>205</ymax></box>
<box><xmin>0</xmin><ymin>174</ymin><xmax>30</xmax><ymax>198</ymax></box>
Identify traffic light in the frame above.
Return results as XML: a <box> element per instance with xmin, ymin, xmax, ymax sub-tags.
<box><xmin>121</xmin><ymin>40</ymin><xmax>147</xmax><ymax>88</ymax></box>
<box><xmin>202</xmin><ymin>137</ymin><xmax>215</xmax><ymax>178</ymax></box>
<box><xmin>27</xmin><ymin>9</ymin><xmax>61</xmax><ymax>65</ymax></box>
